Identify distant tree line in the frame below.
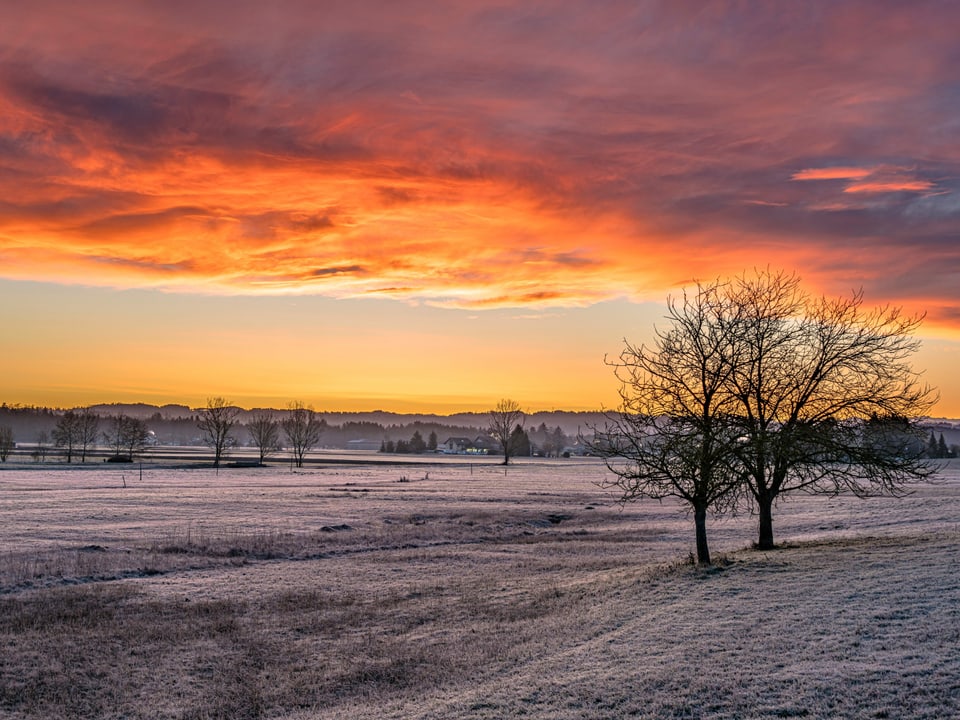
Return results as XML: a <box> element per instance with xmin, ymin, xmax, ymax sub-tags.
<box><xmin>0</xmin><ymin>403</ymin><xmax>607</xmax><ymax>465</ymax></box>
<box><xmin>380</xmin><ymin>430</ymin><xmax>437</xmax><ymax>454</ymax></box>
<box><xmin>0</xmin><ymin>402</ymin><xmax>583</xmax><ymax>467</ymax></box>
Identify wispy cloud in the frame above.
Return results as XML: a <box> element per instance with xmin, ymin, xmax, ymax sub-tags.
<box><xmin>844</xmin><ymin>179</ymin><xmax>936</xmax><ymax>194</ymax></box>
<box><xmin>792</xmin><ymin>167</ymin><xmax>873</xmax><ymax>181</ymax></box>
<box><xmin>794</xmin><ymin>165</ymin><xmax>939</xmax><ymax>196</ymax></box>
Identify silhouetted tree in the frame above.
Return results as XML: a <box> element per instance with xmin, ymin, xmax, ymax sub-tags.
<box><xmin>509</xmin><ymin>424</ymin><xmax>531</xmax><ymax>457</ymax></box>
<box><xmin>247</xmin><ymin>411</ymin><xmax>281</xmax><ymax>464</ymax></box>
<box><xmin>409</xmin><ymin>430</ymin><xmax>427</xmax><ymax>454</ymax></box>
<box><xmin>723</xmin><ymin>270</ymin><xmax>936</xmax><ymax>549</ymax></box>
<box><xmin>551</xmin><ymin>426</ymin><xmax>567</xmax><ymax>457</ymax></box>
<box><xmin>77</xmin><ymin>408</ymin><xmax>100</xmax><ymax>462</ymax></box>
<box><xmin>281</xmin><ymin>401</ymin><xmax>323</xmax><ymax>468</ymax></box>
<box><xmin>198</xmin><ymin>397</ymin><xmax>239</xmax><ymax>468</ymax></box>
<box><xmin>529</xmin><ymin>422</ymin><xmax>548</xmax><ymax>456</ymax></box>
<box><xmin>427</xmin><ymin>431</ymin><xmax>438</xmax><ymax>452</ymax></box>
<box><xmin>0</xmin><ymin>426</ymin><xmax>13</xmax><ymax>462</ymax></box>
<box><xmin>105</xmin><ymin>414</ymin><xmax>129</xmax><ymax>457</ymax></box>
<box><xmin>122</xmin><ymin>417</ymin><xmax>150</xmax><ymax>459</ymax></box>
<box><xmin>33</xmin><ymin>431</ymin><xmax>49</xmax><ymax>462</ymax></box>
<box><xmin>53</xmin><ymin>411</ymin><xmax>80</xmax><ymax>463</ymax></box>
<box><xmin>596</xmin><ymin>281</ymin><xmax>746</xmax><ymax>564</ymax></box>
<box><xmin>488</xmin><ymin>398</ymin><xmax>525</xmax><ymax>465</ymax></box>
<box><xmin>938</xmin><ymin>433</ymin><xmax>950</xmax><ymax>459</ymax></box>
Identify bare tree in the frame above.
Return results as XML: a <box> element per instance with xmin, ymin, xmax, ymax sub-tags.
<box><xmin>596</xmin><ymin>282</ymin><xmax>747</xmax><ymax>564</ymax></box>
<box><xmin>552</xmin><ymin>426</ymin><xmax>568</xmax><ymax>457</ymax></box>
<box><xmin>77</xmin><ymin>408</ymin><xmax>100</xmax><ymax>462</ymax></box>
<box><xmin>124</xmin><ymin>417</ymin><xmax>150</xmax><ymax>460</ymax></box>
<box><xmin>198</xmin><ymin>397</ymin><xmax>239</xmax><ymax>468</ymax></box>
<box><xmin>722</xmin><ymin>270</ymin><xmax>937</xmax><ymax>549</ymax></box>
<box><xmin>105</xmin><ymin>414</ymin><xmax>128</xmax><ymax>458</ymax></box>
<box><xmin>53</xmin><ymin>411</ymin><xmax>80</xmax><ymax>463</ymax></box>
<box><xmin>0</xmin><ymin>426</ymin><xmax>13</xmax><ymax>462</ymax></box>
<box><xmin>281</xmin><ymin>402</ymin><xmax>323</xmax><ymax>468</ymax></box>
<box><xmin>33</xmin><ymin>431</ymin><xmax>49</xmax><ymax>463</ymax></box>
<box><xmin>488</xmin><ymin>399</ymin><xmax>525</xmax><ymax>465</ymax></box>
<box><xmin>247</xmin><ymin>411</ymin><xmax>281</xmax><ymax>465</ymax></box>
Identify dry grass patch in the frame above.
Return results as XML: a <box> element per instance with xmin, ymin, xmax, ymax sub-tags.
<box><xmin>0</xmin><ymin>505</ymin><xmax>645</xmax><ymax>595</ymax></box>
<box><xmin>2</xmin><ymin>532</ymin><xmax>959</xmax><ymax>719</ymax></box>
<box><xmin>0</xmin><ymin>556</ymin><xmax>612</xmax><ymax>719</ymax></box>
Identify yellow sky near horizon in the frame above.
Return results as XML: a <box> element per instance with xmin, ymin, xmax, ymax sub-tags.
<box><xmin>4</xmin><ymin>279</ymin><xmax>959</xmax><ymax>418</ymax></box>
<box><xmin>2</xmin><ymin>4</ymin><xmax>960</xmax><ymax>416</ymax></box>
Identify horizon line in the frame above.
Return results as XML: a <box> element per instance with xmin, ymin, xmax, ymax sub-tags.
<box><xmin>1</xmin><ymin>399</ymin><xmax>610</xmax><ymax>416</ymax></box>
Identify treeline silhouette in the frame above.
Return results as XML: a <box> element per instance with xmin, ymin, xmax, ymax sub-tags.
<box><xmin>0</xmin><ymin>402</ymin><xmax>597</xmax><ymax>461</ymax></box>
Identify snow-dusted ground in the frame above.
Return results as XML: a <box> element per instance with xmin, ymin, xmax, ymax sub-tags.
<box><xmin>3</xmin><ymin>455</ymin><xmax>957</xmax><ymax>566</ymax></box>
<box><xmin>1</xmin><ymin>456</ymin><xmax>958</xmax><ymax>718</ymax></box>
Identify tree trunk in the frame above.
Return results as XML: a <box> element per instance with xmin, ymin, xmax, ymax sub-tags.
<box><xmin>756</xmin><ymin>494</ymin><xmax>775</xmax><ymax>550</ymax></box>
<box><xmin>694</xmin><ymin>505</ymin><xmax>711</xmax><ymax>565</ymax></box>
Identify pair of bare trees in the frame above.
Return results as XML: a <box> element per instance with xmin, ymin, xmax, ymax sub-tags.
<box><xmin>598</xmin><ymin>270</ymin><xmax>936</xmax><ymax>564</ymax></box>
<box><xmin>51</xmin><ymin>409</ymin><xmax>101</xmax><ymax>463</ymax></box>
<box><xmin>199</xmin><ymin>398</ymin><xmax>323</xmax><ymax>468</ymax></box>
<box><xmin>247</xmin><ymin>402</ymin><xmax>324</xmax><ymax>467</ymax></box>
<box><xmin>104</xmin><ymin>414</ymin><xmax>150</xmax><ymax>460</ymax></box>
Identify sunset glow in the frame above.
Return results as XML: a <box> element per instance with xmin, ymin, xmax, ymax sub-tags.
<box><xmin>2</xmin><ymin>2</ymin><xmax>960</xmax><ymax>415</ymax></box>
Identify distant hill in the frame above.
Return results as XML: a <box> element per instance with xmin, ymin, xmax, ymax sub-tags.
<box><xmin>87</xmin><ymin>403</ymin><xmax>194</xmax><ymax>419</ymax></box>
<box><xmin>71</xmin><ymin>404</ymin><xmax>609</xmax><ymax>437</ymax></box>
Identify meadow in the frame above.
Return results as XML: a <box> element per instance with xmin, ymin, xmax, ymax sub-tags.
<box><xmin>1</xmin><ymin>455</ymin><xmax>958</xmax><ymax>719</ymax></box>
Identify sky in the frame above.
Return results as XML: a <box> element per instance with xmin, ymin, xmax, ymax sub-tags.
<box><xmin>1</xmin><ymin>1</ymin><xmax>959</xmax><ymax>415</ymax></box>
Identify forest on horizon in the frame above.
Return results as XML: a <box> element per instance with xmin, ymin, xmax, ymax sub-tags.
<box><xmin>0</xmin><ymin>402</ymin><xmax>604</xmax><ymax>452</ymax></box>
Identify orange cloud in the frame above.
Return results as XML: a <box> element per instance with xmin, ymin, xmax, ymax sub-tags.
<box><xmin>793</xmin><ymin>166</ymin><xmax>937</xmax><ymax>194</ymax></box>
<box><xmin>792</xmin><ymin>167</ymin><xmax>873</xmax><ymax>181</ymax></box>
<box><xmin>0</xmin><ymin>1</ymin><xmax>958</xmax><ymax>324</ymax></box>
<box><xmin>844</xmin><ymin>179</ymin><xmax>935</xmax><ymax>194</ymax></box>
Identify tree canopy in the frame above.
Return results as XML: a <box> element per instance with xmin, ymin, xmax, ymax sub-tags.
<box><xmin>601</xmin><ymin>270</ymin><xmax>936</xmax><ymax>562</ymax></box>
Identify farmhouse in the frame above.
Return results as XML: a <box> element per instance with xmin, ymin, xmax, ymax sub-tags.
<box><xmin>441</xmin><ymin>436</ymin><xmax>473</xmax><ymax>454</ymax></box>
<box><xmin>440</xmin><ymin>436</ymin><xmax>493</xmax><ymax>455</ymax></box>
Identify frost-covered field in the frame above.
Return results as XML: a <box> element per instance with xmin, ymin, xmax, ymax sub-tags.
<box><xmin>1</xmin><ymin>455</ymin><xmax>959</xmax><ymax>719</ymax></box>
